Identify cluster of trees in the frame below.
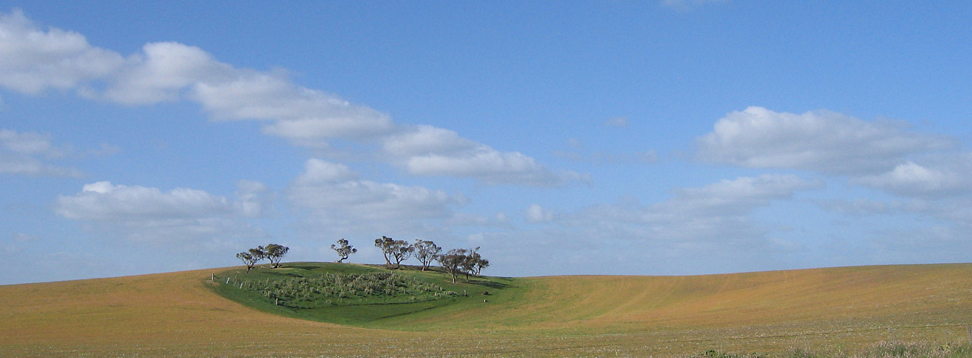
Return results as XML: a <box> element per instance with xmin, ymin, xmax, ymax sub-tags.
<box><xmin>235</xmin><ymin>244</ymin><xmax>290</xmax><ymax>273</ymax></box>
<box><xmin>436</xmin><ymin>247</ymin><xmax>489</xmax><ymax>283</ymax></box>
<box><xmin>330</xmin><ymin>236</ymin><xmax>489</xmax><ymax>282</ymax></box>
<box><xmin>235</xmin><ymin>237</ymin><xmax>489</xmax><ymax>282</ymax></box>
<box><xmin>370</xmin><ymin>236</ymin><xmax>489</xmax><ymax>283</ymax></box>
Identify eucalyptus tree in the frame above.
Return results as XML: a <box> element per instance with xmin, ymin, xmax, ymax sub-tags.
<box><xmin>436</xmin><ymin>248</ymin><xmax>469</xmax><ymax>283</ymax></box>
<box><xmin>374</xmin><ymin>236</ymin><xmax>413</xmax><ymax>269</ymax></box>
<box><xmin>235</xmin><ymin>247</ymin><xmax>265</xmax><ymax>273</ymax></box>
<box><xmin>262</xmin><ymin>244</ymin><xmax>289</xmax><ymax>269</ymax></box>
<box><xmin>413</xmin><ymin>239</ymin><xmax>441</xmax><ymax>271</ymax></box>
<box><xmin>330</xmin><ymin>238</ymin><xmax>357</xmax><ymax>263</ymax></box>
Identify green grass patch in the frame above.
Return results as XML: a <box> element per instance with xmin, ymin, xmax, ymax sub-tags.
<box><xmin>210</xmin><ymin>262</ymin><xmax>515</xmax><ymax>326</ymax></box>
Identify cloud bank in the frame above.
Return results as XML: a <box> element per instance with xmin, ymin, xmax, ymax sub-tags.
<box><xmin>0</xmin><ymin>128</ymin><xmax>84</xmax><ymax>177</ymax></box>
<box><xmin>54</xmin><ymin>181</ymin><xmax>270</xmax><ymax>243</ymax></box>
<box><xmin>287</xmin><ymin>158</ymin><xmax>468</xmax><ymax>236</ymax></box>
<box><xmin>0</xmin><ymin>10</ymin><xmax>578</xmax><ymax>186</ymax></box>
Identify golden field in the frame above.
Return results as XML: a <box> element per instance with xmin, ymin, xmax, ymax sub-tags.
<box><xmin>2</xmin><ymin>263</ymin><xmax>971</xmax><ymax>357</ymax></box>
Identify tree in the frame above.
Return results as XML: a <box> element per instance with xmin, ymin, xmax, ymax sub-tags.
<box><xmin>235</xmin><ymin>247</ymin><xmax>264</xmax><ymax>273</ymax></box>
<box><xmin>436</xmin><ymin>248</ymin><xmax>469</xmax><ymax>283</ymax></box>
<box><xmin>374</xmin><ymin>236</ymin><xmax>413</xmax><ymax>269</ymax></box>
<box><xmin>459</xmin><ymin>247</ymin><xmax>483</xmax><ymax>281</ymax></box>
<box><xmin>330</xmin><ymin>238</ymin><xmax>357</xmax><ymax>263</ymax></box>
<box><xmin>413</xmin><ymin>239</ymin><xmax>441</xmax><ymax>271</ymax></box>
<box><xmin>262</xmin><ymin>243</ymin><xmax>289</xmax><ymax>269</ymax></box>
<box><xmin>474</xmin><ymin>255</ymin><xmax>490</xmax><ymax>276</ymax></box>
<box><xmin>436</xmin><ymin>247</ymin><xmax>489</xmax><ymax>283</ymax></box>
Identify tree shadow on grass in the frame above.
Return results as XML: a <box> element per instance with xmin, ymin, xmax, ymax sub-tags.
<box><xmin>283</xmin><ymin>263</ymin><xmax>322</xmax><ymax>271</ymax></box>
<box><xmin>463</xmin><ymin>278</ymin><xmax>510</xmax><ymax>289</ymax></box>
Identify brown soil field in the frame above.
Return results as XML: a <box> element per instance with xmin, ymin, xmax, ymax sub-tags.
<box><xmin>2</xmin><ymin>263</ymin><xmax>971</xmax><ymax>357</ymax></box>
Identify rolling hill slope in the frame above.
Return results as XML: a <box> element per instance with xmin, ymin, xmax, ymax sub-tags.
<box><xmin>2</xmin><ymin>263</ymin><xmax>971</xmax><ymax>357</ymax></box>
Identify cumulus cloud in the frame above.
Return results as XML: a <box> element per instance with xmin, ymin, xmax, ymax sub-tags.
<box><xmin>54</xmin><ymin>181</ymin><xmax>269</xmax><ymax>243</ymax></box>
<box><xmin>696</xmin><ymin>107</ymin><xmax>953</xmax><ymax>175</ymax></box>
<box><xmin>854</xmin><ymin>156</ymin><xmax>972</xmax><ymax>198</ymax></box>
<box><xmin>0</xmin><ymin>10</ymin><xmax>572</xmax><ymax>186</ymax></box>
<box><xmin>567</xmin><ymin>174</ymin><xmax>821</xmax><ymax>243</ymax></box>
<box><xmin>525</xmin><ymin>204</ymin><xmax>554</xmax><ymax>223</ymax></box>
<box><xmin>384</xmin><ymin>125</ymin><xmax>584</xmax><ymax>186</ymax></box>
<box><xmin>484</xmin><ymin>175</ymin><xmax>821</xmax><ymax>276</ymax></box>
<box><xmin>99</xmin><ymin>42</ymin><xmax>227</xmax><ymax>105</ymax></box>
<box><xmin>234</xmin><ymin>180</ymin><xmax>274</xmax><ymax>217</ymax></box>
<box><xmin>0</xmin><ymin>129</ymin><xmax>84</xmax><ymax>177</ymax></box>
<box><xmin>698</xmin><ymin>107</ymin><xmax>972</xmax><ymax>201</ymax></box>
<box><xmin>288</xmin><ymin>159</ymin><xmax>467</xmax><ymax>233</ymax></box>
<box><xmin>0</xmin><ymin>10</ymin><xmax>125</xmax><ymax>94</ymax></box>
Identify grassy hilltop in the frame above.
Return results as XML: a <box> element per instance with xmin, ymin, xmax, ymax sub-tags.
<box><xmin>2</xmin><ymin>263</ymin><xmax>972</xmax><ymax>357</ymax></box>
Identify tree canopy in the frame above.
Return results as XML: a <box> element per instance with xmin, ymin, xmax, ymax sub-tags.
<box><xmin>435</xmin><ymin>248</ymin><xmax>489</xmax><ymax>283</ymax></box>
<box><xmin>374</xmin><ymin>236</ymin><xmax>413</xmax><ymax>269</ymax></box>
<box><xmin>235</xmin><ymin>247</ymin><xmax>264</xmax><ymax>273</ymax></box>
<box><xmin>262</xmin><ymin>244</ymin><xmax>289</xmax><ymax>269</ymax></box>
<box><xmin>413</xmin><ymin>239</ymin><xmax>441</xmax><ymax>271</ymax></box>
<box><xmin>330</xmin><ymin>238</ymin><xmax>357</xmax><ymax>263</ymax></box>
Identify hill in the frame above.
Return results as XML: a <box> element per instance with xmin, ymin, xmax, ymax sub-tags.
<box><xmin>1</xmin><ymin>263</ymin><xmax>971</xmax><ymax>357</ymax></box>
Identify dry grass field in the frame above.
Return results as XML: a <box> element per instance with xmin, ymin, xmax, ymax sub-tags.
<box><xmin>2</xmin><ymin>263</ymin><xmax>971</xmax><ymax>357</ymax></box>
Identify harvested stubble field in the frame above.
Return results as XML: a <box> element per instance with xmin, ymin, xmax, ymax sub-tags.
<box><xmin>2</xmin><ymin>263</ymin><xmax>971</xmax><ymax>357</ymax></box>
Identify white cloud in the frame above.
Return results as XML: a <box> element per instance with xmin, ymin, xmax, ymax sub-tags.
<box><xmin>1</xmin><ymin>128</ymin><xmax>64</xmax><ymax>156</ymax></box>
<box><xmin>385</xmin><ymin>125</ymin><xmax>584</xmax><ymax>186</ymax></box>
<box><xmin>56</xmin><ymin>181</ymin><xmax>233</xmax><ymax>220</ymax></box>
<box><xmin>604</xmin><ymin>116</ymin><xmax>628</xmax><ymax>128</ymax></box>
<box><xmin>567</xmin><ymin>174</ymin><xmax>821</xmax><ymax>243</ymax></box>
<box><xmin>288</xmin><ymin>159</ymin><xmax>467</xmax><ymax>234</ymax></box>
<box><xmin>234</xmin><ymin>180</ymin><xmax>274</xmax><ymax>217</ymax></box>
<box><xmin>818</xmin><ymin>199</ymin><xmax>901</xmax><ymax>216</ymax></box>
<box><xmin>661</xmin><ymin>174</ymin><xmax>822</xmax><ymax>216</ymax></box>
<box><xmin>525</xmin><ymin>204</ymin><xmax>554</xmax><ymax>223</ymax></box>
<box><xmin>478</xmin><ymin>175</ymin><xmax>820</xmax><ymax>276</ymax></box>
<box><xmin>405</xmin><ymin>149</ymin><xmax>561</xmax><ymax>185</ymax></box>
<box><xmin>0</xmin><ymin>10</ymin><xmax>572</xmax><ymax>186</ymax></box>
<box><xmin>100</xmin><ymin>42</ymin><xmax>227</xmax><ymax>105</ymax></box>
<box><xmin>382</xmin><ymin>125</ymin><xmax>478</xmax><ymax>158</ymax></box>
<box><xmin>0</xmin><ymin>129</ymin><xmax>83</xmax><ymax>177</ymax></box>
<box><xmin>54</xmin><ymin>181</ymin><xmax>269</xmax><ymax>243</ymax></box>
<box><xmin>696</xmin><ymin>107</ymin><xmax>953</xmax><ymax>175</ymax></box>
<box><xmin>294</xmin><ymin>158</ymin><xmax>359</xmax><ymax>184</ymax></box>
<box><xmin>854</xmin><ymin>157</ymin><xmax>972</xmax><ymax>198</ymax></box>
<box><xmin>0</xmin><ymin>10</ymin><xmax>125</xmax><ymax>95</ymax></box>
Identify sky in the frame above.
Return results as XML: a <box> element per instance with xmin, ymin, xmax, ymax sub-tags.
<box><xmin>1</xmin><ymin>1</ymin><xmax>971</xmax><ymax>285</ymax></box>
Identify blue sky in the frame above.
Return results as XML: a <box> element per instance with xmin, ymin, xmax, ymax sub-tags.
<box><xmin>2</xmin><ymin>1</ymin><xmax>971</xmax><ymax>284</ymax></box>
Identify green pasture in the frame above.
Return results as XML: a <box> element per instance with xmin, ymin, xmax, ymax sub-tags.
<box><xmin>210</xmin><ymin>262</ymin><xmax>518</xmax><ymax>326</ymax></box>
